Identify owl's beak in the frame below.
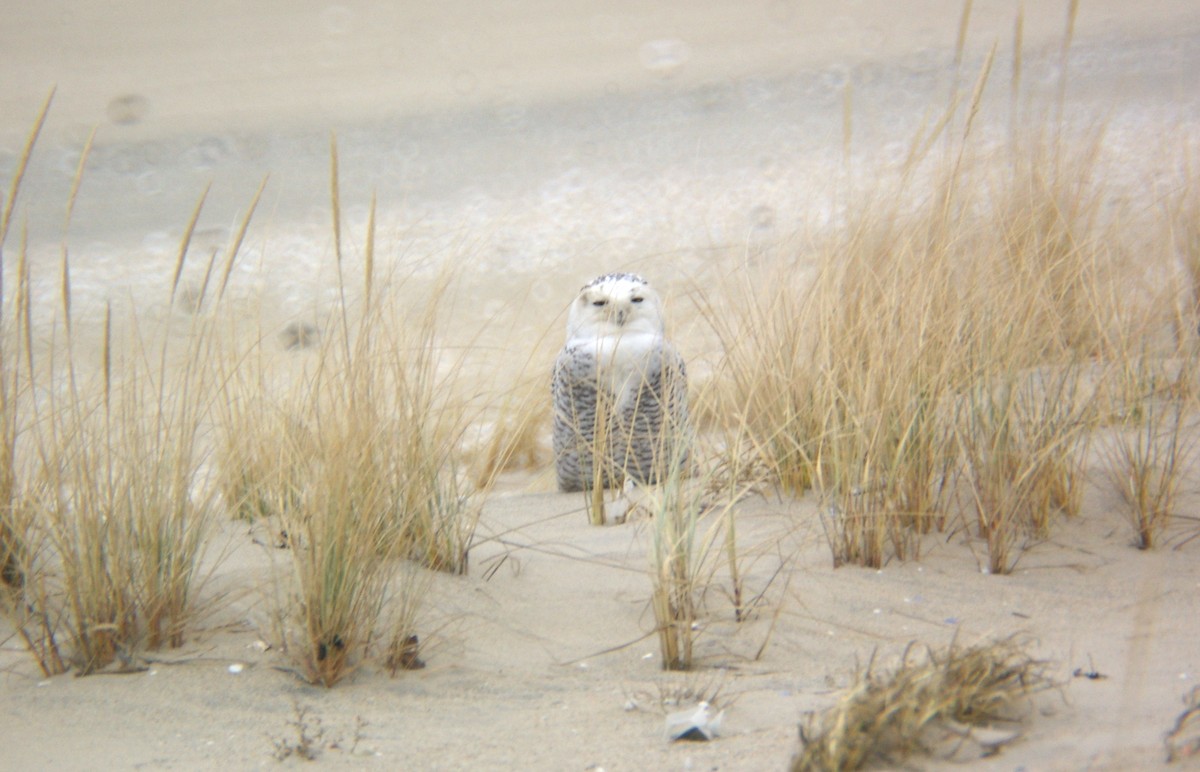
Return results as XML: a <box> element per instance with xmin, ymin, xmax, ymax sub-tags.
<box><xmin>615</xmin><ymin>308</ymin><xmax>628</xmax><ymax>326</ymax></box>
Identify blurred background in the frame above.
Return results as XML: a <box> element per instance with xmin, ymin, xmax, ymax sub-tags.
<box><xmin>2</xmin><ymin>1</ymin><xmax>1199</xmax><ymax>339</ymax></box>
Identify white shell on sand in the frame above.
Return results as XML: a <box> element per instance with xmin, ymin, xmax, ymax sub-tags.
<box><xmin>665</xmin><ymin>702</ymin><xmax>724</xmax><ymax>742</ymax></box>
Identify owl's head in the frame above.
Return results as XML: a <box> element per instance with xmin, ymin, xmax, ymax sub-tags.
<box><xmin>566</xmin><ymin>272</ymin><xmax>665</xmax><ymax>341</ymax></box>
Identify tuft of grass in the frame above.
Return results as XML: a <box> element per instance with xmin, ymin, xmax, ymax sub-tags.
<box><xmin>644</xmin><ymin>443</ymin><xmax>746</xmax><ymax>671</ymax></box>
<box><xmin>791</xmin><ymin>637</ymin><xmax>1056</xmax><ymax>771</ymax></box>
<box><xmin>30</xmin><ymin>267</ymin><xmax>221</xmax><ymax>669</ymax></box>
<box><xmin>22</xmin><ymin>293</ymin><xmax>220</xmax><ymax>670</ymax></box>
<box><xmin>0</xmin><ymin>91</ymin><xmax>66</xmax><ymax>674</ymax></box>
<box><xmin>699</xmin><ymin>9</ymin><xmax>1136</xmax><ymax>572</ymax></box>
<box><xmin>954</xmin><ymin>365</ymin><xmax>1092</xmax><ymax>573</ymax></box>
<box><xmin>646</xmin><ymin>471</ymin><xmax>703</xmax><ymax>671</ymax></box>
<box><xmin>285</xmin><ymin>445</ymin><xmax>394</xmax><ymax>686</ymax></box>
<box><xmin>251</xmin><ymin>161</ymin><xmax>476</xmax><ymax>686</ymax></box>
<box><xmin>1101</xmin><ymin>355</ymin><xmax>1197</xmax><ymax>550</ymax></box>
<box><xmin>0</xmin><ymin>93</ymin><xmax>227</xmax><ymax>675</ymax></box>
<box><xmin>214</xmin><ymin>384</ymin><xmax>314</xmax><ymax>523</ymax></box>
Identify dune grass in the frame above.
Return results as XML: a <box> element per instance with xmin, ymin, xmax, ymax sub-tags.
<box><xmin>644</xmin><ymin>456</ymin><xmax>755</xmax><ymax>671</ymax></box>
<box><xmin>0</xmin><ymin>95</ymin><xmax>222</xmax><ymax>673</ymax></box>
<box><xmin>271</xmin><ymin>295</ymin><xmax>473</xmax><ymax>685</ymax></box>
<box><xmin>0</xmin><ymin>254</ymin><xmax>221</xmax><ymax>672</ymax></box>
<box><xmin>1101</xmin><ymin>354</ymin><xmax>1198</xmax><ymax>549</ymax></box>
<box><xmin>695</xmin><ymin>3</ymin><xmax>1192</xmax><ymax>574</ymax></box>
<box><xmin>645</xmin><ymin>468</ymin><xmax>704</xmax><ymax>671</ymax></box>
<box><xmin>207</xmin><ymin>158</ymin><xmax>479</xmax><ymax>685</ymax></box>
<box><xmin>701</xmin><ymin>139</ymin><xmax>1113</xmax><ymax>573</ymax></box>
<box><xmin>791</xmin><ymin>637</ymin><xmax>1056</xmax><ymax>771</ymax></box>
<box><xmin>1</xmin><ymin>123</ymin><xmax>478</xmax><ymax>683</ymax></box>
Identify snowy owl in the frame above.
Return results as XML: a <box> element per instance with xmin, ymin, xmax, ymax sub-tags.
<box><xmin>552</xmin><ymin>273</ymin><xmax>690</xmax><ymax>492</ymax></box>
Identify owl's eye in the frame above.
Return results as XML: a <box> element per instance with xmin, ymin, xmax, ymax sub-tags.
<box><xmin>631</xmin><ymin>296</ymin><xmax>644</xmax><ymax>303</ymax></box>
<box><xmin>591</xmin><ymin>299</ymin><xmax>607</xmax><ymax>307</ymax></box>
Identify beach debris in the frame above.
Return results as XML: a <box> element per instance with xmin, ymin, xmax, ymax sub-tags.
<box><xmin>248</xmin><ymin>639</ymin><xmax>272</xmax><ymax>653</ymax></box>
<box><xmin>921</xmin><ymin>720</ymin><xmax>1021</xmax><ymax>762</ymax></box>
<box><xmin>665</xmin><ymin>701</ymin><xmax>723</xmax><ymax>742</ymax></box>
<box><xmin>385</xmin><ymin>634</ymin><xmax>425</xmax><ymax>672</ymax></box>
<box><xmin>280</xmin><ymin>321</ymin><xmax>319</xmax><ymax>350</ymax></box>
<box><xmin>228</xmin><ymin>662</ymin><xmax>245</xmax><ymax>674</ymax></box>
<box><xmin>791</xmin><ymin>637</ymin><xmax>1053</xmax><ymax>771</ymax></box>
<box><xmin>606</xmin><ymin>496</ymin><xmax>631</xmax><ymax>524</ymax></box>
<box><xmin>638</xmin><ymin>38</ymin><xmax>690</xmax><ymax>76</ymax></box>
<box><xmin>1072</xmin><ymin>654</ymin><xmax>1106</xmax><ymax>680</ymax></box>
<box><xmin>1166</xmin><ymin>686</ymin><xmax>1200</xmax><ymax>762</ymax></box>
<box><xmin>272</xmin><ymin>702</ymin><xmax>327</xmax><ymax>761</ymax></box>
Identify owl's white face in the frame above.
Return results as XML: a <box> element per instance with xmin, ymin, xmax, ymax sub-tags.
<box><xmin>566</xmin><ymin>273</ymin><xmax>665</xmax><ymax>343</ymax></box>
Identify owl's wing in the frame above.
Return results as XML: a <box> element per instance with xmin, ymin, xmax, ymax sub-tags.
<box><xmin>619</xmin><ymin>342</ymin><xmax>690</xmax><ymax>484</ymax></box>
<box><xmin>552</xmin><ymin>345</ymin><xmax>598</xmax><ymax>492</ymax></box>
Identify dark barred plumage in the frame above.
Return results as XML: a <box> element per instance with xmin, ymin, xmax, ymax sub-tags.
<box><xmin>552</xmin><ymin>335</ymin><xmax>689</xmax><ymax>492</ymax></box>
<box><xmin>581</xmin><ymin>272</ymin><xmax>648</xmax><ymax>291</ymax></box>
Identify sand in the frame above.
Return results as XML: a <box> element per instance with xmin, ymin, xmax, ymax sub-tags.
<box><xmin>3</xmin><ymin>2</ymin><xmax>1200</xmax><ymax>769</ymax></box>
<box><xmin>2</xmin><ymin>484</ymin><xmax>1199</xmax><ymax>769</ymax></box>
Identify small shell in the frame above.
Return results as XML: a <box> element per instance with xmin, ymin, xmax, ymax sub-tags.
<box><xmin>665</xmin><ymin>701</ymin><xmax>724</xmax><ymax>742</ymax></box>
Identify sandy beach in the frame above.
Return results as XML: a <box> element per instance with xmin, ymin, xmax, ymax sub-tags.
<box><xmin>3</xmin><ymin>2</ymin><xmax>1200</xmax><ymax>769</ymax></box>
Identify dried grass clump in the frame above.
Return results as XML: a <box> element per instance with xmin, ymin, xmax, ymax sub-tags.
<box><xmin>244</xmin><ymin>166</ymin><xmax>477</xmax><ymax>686</ymax></box>
<box><xmin>1</xmin><ymin>301</ymin><xmax>219</xmax><ymax>674</ymax></box>
<box><xmin>1101</xmin><ymin>355</ymin><xmax>1198</xmax><ymax>549</ymax></box>
<box><xmin>791</xmin><ymin>638</ymin><xmax>1056</xmax><ymax>771</ymax></box>
<box><xmin>644</xmin><ymin>429</ymin><xmax>754</xmax><ymax>670</ymax></box>
<box><xmin>0</xmin><ymin>98</ymin><xmax>221</xmax><ymax>674</ymax></box>
<box><xmin>955</xmin><ymin>365</ymin><xmax>1093</xmax><ymax>574</ymax></box>
<box><xmin>214</xmin><ymin>386</ymin><xmax>314</xmax><ymax>523</ymax></box>
<box><xmin>646</xmin><ymin>471</ymin><xmax>705</xmax><ymax>671</ymax></box>
<box><xmin>277</xmin><ymin>319</ymin><xmax>464</xmax><ymax>687</ymax></box>
<box><xmin>699</xmin><ymin>6</ymin><xmax>1159</xmax><ymax>572</ymax></box>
